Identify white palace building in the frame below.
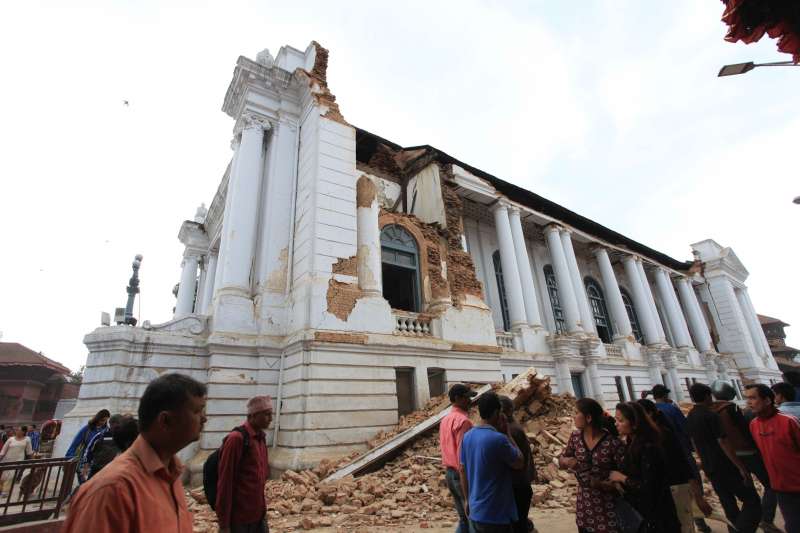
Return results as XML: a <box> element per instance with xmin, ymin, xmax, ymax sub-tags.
<box><xmin>56</xmin><ymin>42</ymin><xmax>782</xmax><ymax>476</ymax></box>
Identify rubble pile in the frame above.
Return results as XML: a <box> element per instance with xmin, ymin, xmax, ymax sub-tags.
<box><xmin>189</xmin><ymin>369</ymin><xmax>579</xmax><ymax>532</ymax></box>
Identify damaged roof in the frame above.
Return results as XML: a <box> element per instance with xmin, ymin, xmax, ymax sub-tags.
<box><xmin>355</xmin><ymin>127</ymin><xmax>692</xmax><ymax>272</ymax></box>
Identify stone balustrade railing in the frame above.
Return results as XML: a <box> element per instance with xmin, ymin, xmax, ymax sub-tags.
<box><xmin>496</xmin><ymin>333</ymin><xmax>515</xmax><ymax>350</ymax></box>
<box><xmin>604</xmin><ymin>343</ymin><xmax>623</xmax><ymax>359</ymax></box>
<box><xmin>394</xmin><ymin>312</ymin><xmax>432</xmax><ymax>337</ymax></box>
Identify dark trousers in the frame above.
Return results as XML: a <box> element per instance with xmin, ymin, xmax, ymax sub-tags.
<box><xmin>511</xmin><ymin>483</ymin><xmax>532</xmax><ymax>533</ymax></box>
<box><xmin>741</xmin><ymin>453</ymin><xmax>777</xmax><ymax>524</ymax></box>
<box><xmin>230</xmin><ymin>515</ymin><xmax>269</xmax><ymax>533</ymax></box>
<box><xmin>469</xmin><ymin>521</ymin><xmax>513</xmax><ymax>533</ymax></box>
<box><xmin>709</xmin><ymin>471</ymin><xmax>761</xmax><ymax>533</ymax></box>
<box><xmin>446</xmin><ymin>468</ymin><xmax>469</xmax><ymax>533</ymax></box>
<box><xmin>776</xmin><ymin>492</ymin><xmax>800</xmax><ymax>533</ymax></box>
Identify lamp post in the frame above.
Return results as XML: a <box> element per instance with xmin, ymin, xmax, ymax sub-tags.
<box><xmin>718</xmin><ymin>60</ymin><xmax>799</xmax><ymax>77</ymax></box>
<box><xmin>123</xmin><ymin>254</ymin><xmax>143</xmax><ymax>326</ymax></box>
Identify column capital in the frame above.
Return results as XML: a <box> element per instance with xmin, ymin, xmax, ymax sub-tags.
<box><xmin>491</xmin><ymin>201</ymin><xmax>510</xmax><ymax>214</ymax></box>
<box><xmin>591</xmin><ymin>245</ymin><xmax>610</xmax><ymax>258</ymax></box>
<box><xmin>236</xmin><ymin>113</ymin><xmax>272</xmax><ymax>135</ymax></box>
<box><xmin>543</xmin><ymin>223</ymin><xmax>563</xmax><ymax>235</ymax></box>
<box><xmin>507</xmin><ymin>204</ymin><xmax>521</xmax><ymax>216</ymax></box>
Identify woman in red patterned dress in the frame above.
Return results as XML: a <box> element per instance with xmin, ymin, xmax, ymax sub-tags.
<box><xmin>559</xmin><ymin>398</ymin><xmax>626</xmax><ymax>533</ymax></box>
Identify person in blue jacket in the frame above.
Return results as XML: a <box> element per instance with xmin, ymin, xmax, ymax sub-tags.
<box><xmin>65</xmin><ymin>409</ymin><xmax>110</xmax><ymax>483</ymax></box>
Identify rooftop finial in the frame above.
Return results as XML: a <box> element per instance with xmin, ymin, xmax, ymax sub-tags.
<box><xmin>194</xmin><ymin>203</ymin><xmax>208</xmax><ymax>223</ymax></box>
<box><xmin>256</xmin><ymin>48</ymin><xmax>274</xmax><ymax>68</ymax></box>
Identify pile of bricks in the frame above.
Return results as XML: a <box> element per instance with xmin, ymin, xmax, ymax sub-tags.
<box><xmin>189</xmin><ymin>372</ymin><xmax>579</xmax><ymax>532</ymax></box>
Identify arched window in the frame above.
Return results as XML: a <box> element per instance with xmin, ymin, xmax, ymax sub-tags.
<box><xmin>543</xmin><ymin>265</ymin><xmax>565</xmax><ymax>335</ymax></box>
<box><xmin>585</xmin><ymin>277</ymin><xmax>613</xmax><ymax>344</ymax></box>
<box><xmin>620</xmin><ymin>288</ymin><xmax>644</xmax><ymax>343</ymax></box>
<box><xmin>381</xmin><ymin>225</ymin><xmax>421</xmax><ymax>312</ymax></box>
<box><xmin>492</xmin><ymin>251</ymin><xmax>511</xmax><ymax>332</ymax></box>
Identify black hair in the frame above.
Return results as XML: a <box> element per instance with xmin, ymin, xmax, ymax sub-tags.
<box><xmin>477</xmin><ymin>391</ymin><xmax>502</xmax><ymax>421</ymax></box>
<box><xmin>745</xmin><ymin>383</ymin><xmax>774</xmax><ymax>405</ymax></box>
<box><xmin>112</xmin><ymin>416</ymin><xmax>139</xmax><ymax>451</ymax></box>
<box><xmin>90</xmin><ymin>409</ymin><xmax>112</xmax><ymax>428</ymax></box>
<box><xmin>138</xmin><ymin>373</ymin><xmax>207</xmax><ymax>431</ymax></box>
<box><xmin>636</xmin><ymin>398</ymin><xmax>669</xmax><ymax>429</ymax></box>
<box><xmin>21</xmin><ymin>425</ymin><xmax>28</xmax><ymax>434</ymax></box>
<box><xmin>616</xmin><ymin>402</ymin><xmax>660</xmax><ymax>452</ymax></box>
<box><xmin>576</xmin><ymin>398</ymin><xmax>605</xmax><ymax>431</ymax></box>
<box><xmin>499</xmin><ymin>395</ymin><xmax>514</xmax><ymax>415</ymax></box>
<box><xmin>772</xmin><ymin>382</ymin><xmax>796</xmax><ymax>402</ymax></box>
<box><xmin>784</xmin><ymin>371</ymin><xmax>800</xmax><ymax>387</ymax></box>
<box><xmin>108</xmin><ymin>414</ymin><xmax>125</xmax><ymax>427</ymax></box>
<box><xmin>689</xmin><ymin>382</ymin><xmax>712</xmax><ymax>403</ymax></box>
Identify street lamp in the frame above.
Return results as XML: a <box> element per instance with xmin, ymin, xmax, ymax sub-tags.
<box><xmin>718</xmin><ymin>60</ymin><xmax>799</xmax><ymax>77</ymax></box>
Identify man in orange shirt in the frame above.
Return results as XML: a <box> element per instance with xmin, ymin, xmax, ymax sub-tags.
<box><xmin>63</xmin><ymin>373</ymin><xmax>208</xmax><ymax>533</ymax></box>
<box><xmin>439</xmin><ymin>384</ymin><xmax>476</xmax><ymax>533</ymax></box>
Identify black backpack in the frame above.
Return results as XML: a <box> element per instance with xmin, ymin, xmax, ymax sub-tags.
<box><xmin>203</xmin><ymin>426</ymin><xmax>249</xmax><ymax>510</ymax></box>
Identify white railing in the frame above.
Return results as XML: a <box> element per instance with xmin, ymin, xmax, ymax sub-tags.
<box><xmin>604</xmin><ymin>343</ymin><xmax>623</xmax><ymax>359</ymax></box>
<box><xmin>496</xmin><ymin>333</ymin><xmax>515</xmax><ymax>350</ymax></box>
<box><xmin>394</xmin><ymin>312</ymin><xmax>432</xmax><ymax>336</ymax></box>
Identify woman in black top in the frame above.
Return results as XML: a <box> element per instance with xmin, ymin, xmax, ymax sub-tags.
<box><xmin>609</xmin><ymin>401</ymin><xmax>680</xmax><ymax>533</ymax></box>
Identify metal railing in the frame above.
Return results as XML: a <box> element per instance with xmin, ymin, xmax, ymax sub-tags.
<box><xmin>0</xmin><ymin>457</ymin><xmax>77</xmax><ymax>527</ymax></box>
<box><xmin>394</xmin><ymin>312</ymin><xmax>432</xmax><ymax>337</ymax></box>
<box><xmin>496</xmin><ymin>333</ymin><xmax>515</xmax><ymax>350</ymax></box>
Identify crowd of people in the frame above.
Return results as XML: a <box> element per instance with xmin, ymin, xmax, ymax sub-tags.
<box><xmin>42</xmin><ymin>370</ymin><xmax>799</xmax><ymax>533</ymax></box>
<box><xmin>440</xmin><ymin>379</ymin><xmax>800</xmax><ymax>533</ymax></box>
<box><xmin>62</xmin><ymin>373</ymin><xmax>273</xmax><ymax>533</ymax></box>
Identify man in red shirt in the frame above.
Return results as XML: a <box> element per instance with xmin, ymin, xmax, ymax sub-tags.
<box><xmin>439</xmin><ymin>384</ymin><xmax>477</xmax><ymax>533</ymax></box>
<box><xmin>216</xmin><ymin>395</ymin><xmax>273</xmax><ymax>533</ymax></box>
<box><xmin>745</xmin><ymin>384</ymin><xmax>800</xmax><ymax>533</ymax></box>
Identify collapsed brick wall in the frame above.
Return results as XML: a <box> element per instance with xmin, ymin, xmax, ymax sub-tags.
<box><xmin>296</xmin><ymin>41</ymin><xmax>347</xmax><ymax>125</ymax></box>
<box><xmin>438</xmin><ymin>163</ymin><xmax>485</xmax><ymax>305</ymax></box>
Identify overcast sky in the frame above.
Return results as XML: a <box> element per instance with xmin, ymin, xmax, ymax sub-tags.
<box><xmin>1</xmin><ymin>1</ymin><xmax>797</xmax><ymax>371</ymax></box>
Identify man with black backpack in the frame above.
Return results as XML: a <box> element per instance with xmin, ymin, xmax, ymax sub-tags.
<box><xmin>210</xmin><ymin>395</ymin><xmax>273</xmax><ymax>533</ymax></box>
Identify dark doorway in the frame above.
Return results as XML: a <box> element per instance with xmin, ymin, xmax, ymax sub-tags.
<box><xmin>395</xmin><ymin>368</ymin><xmax>415</xmax><ymax>416</ymax></box>
<box><xmin>571</xmin><ymin>373</ymin><xmax>586</xmax><ymax>398</ymax></box>
<box><xmin>382</xmin><ymin>263</ymin><xmax>419</xmax><ymax>312</ymax></box>
<box><xmin>427</xmin><ymin>368</ymin><xmax>445</xmax><ymax>398</ymax></box>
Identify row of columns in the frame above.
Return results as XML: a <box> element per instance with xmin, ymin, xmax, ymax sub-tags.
<box><xmin>488</xmin><ymin>202</ymin><xmax>724</xmax><ymax>402</ymax></box>
<box><xmin>174</xmin><ymin>251</ymin><xmax>219</xmax><ymax>319</ymax></box>
<box><xmin>174</xmin><ymin>114</ymin><xmax>271</xmax><ymax>326</ymax></box>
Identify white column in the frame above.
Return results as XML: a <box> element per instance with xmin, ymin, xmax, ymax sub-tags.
<box><xmin>200</xmin><ymin>254</ymin><xmax>218</xmax><ymax>314</ymax></box>
<box><xmin>623</xmin><ymin>257</ymin><xmax>659</xmax><ymax>345</ymax></box>
<box><xmin>356</xmin><ymin>176</ymin><xmax>382</xmax><ymax>296</ymax></box>
<box><xmin>218</xmin><ymin>115</ymin><xmax>268</xmax><ymax>293</ymax></box>
<box><xmin>735</xmin><ymin>289</ymin><xmax>769</xmax><ymax>362</ymax></box>
<box><xmin>704</xmin><ymin>356</ymin><xmax>719</xmax><ymax>383</ymax></box>
<box><xmin>507</xmin><ymin>207</ymin><xmax>542</xmax><ymax>328</ymax></box>
<box><xmin>555</xmin><ymin>358</ymin><xmax>575</xmax><ymax>396</ymax></box>
<box><xmin>636</xmin><ymin>260</ymin><xmax>667</xmax><ymax>344</ymax></box>
<box><xmin>212</xmin><ymin>115</ymin><xmax>269</xmax><ymax>333</ymax></box>
<box><xmin>740</xmin><ymin>290</ymin><xmax>772</xmax><ymax>359</ymax></box>
<box><xmin>544</xmin><ymin>225</ymin><xmax>582</xmax><ymax>334</ymax></box>
<box><xmin>585</xmin><ymin>359</ymin><xmax>605</xmax><ymax>406</ymax></box>
<box><xmin>175</xmin><ymin>253</ymin><xmax>200</xmax><ymax>318</ymax></box>
<box><xmin>493</xmin><ymin>204</ymin><xmax>527</xmax><ymax>329</ymax></box>
<box><xmin>594</xmin><ymin>248</ymin><xmax>633</xmax><ymax>340</ymax></box>
<box><xmin>663</xmin><ymin>356</ymin><xmax>685</xmax><ymax>401</ymax></box>
<box><xmin>560</xmin><ymin>230</ymin><xmax>596</xmax><ymax>336</ymax></box>
<box><xmin>676</xmin><ymin>278</ymin><xmax>713</xmax><ymax>353</ymax></box>
<box><xmin>654</xmin><ymin>269</ymin><xmax>691</xmax><ymax>348</ymax></box>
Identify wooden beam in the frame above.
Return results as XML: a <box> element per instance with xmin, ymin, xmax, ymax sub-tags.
<box><xmin>323</xmin><ymin>384</ymin><xmax>492</xmax><ymax>482</ymax></box>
